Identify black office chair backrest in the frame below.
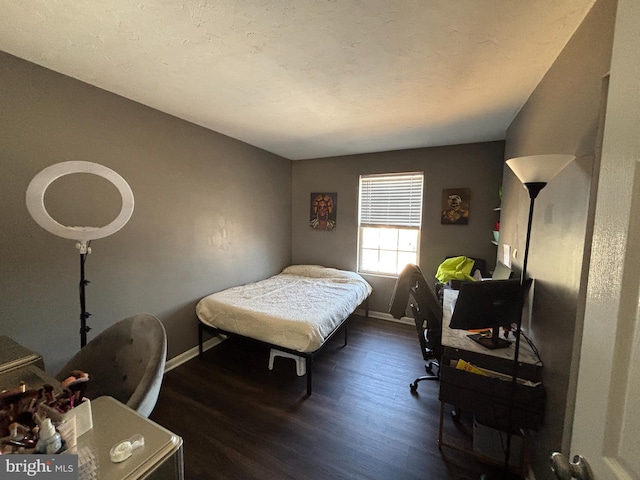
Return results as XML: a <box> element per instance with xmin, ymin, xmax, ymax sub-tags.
<box><xmin>389</xmin><ymin>264</ymin><xmax>443</xmax><ymax>365</ymax></box>
<box><xmin>409</xmin><ymin>269</ymin><xmax>443</xmax><ymax>324</ymax></box>
<box><xmin>389</xmin><ymin>264</ymin><xmax>442</xmax><ymax>322</ymax></box>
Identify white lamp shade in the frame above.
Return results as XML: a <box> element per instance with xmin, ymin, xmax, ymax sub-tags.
<box><xmin>506</xmin><ymin>154</ymin><xmax>575</xmax><ymax>184</ymax></box>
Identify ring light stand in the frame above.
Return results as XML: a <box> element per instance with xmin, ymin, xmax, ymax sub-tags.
<box><xmin>26</xmin><ymin>161</ymin><xmax>134</xmax><ymax>348</ymax></box>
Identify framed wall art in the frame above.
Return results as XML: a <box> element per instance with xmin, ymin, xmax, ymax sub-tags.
<box><xmin>310</xmin><ymin>192</ymin><xmax>337</xmax><ymax>231</ymax></box>
<box><xmin>441</xmin><ymin>188</ymin><xmax>470</xmax><ymax>225</ymax></box>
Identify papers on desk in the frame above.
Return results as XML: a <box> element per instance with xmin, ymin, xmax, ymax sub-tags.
<box><xmin>454</xmin><ymin>359</ymin><xmax>541</xmax><ymax>387</ymax></box>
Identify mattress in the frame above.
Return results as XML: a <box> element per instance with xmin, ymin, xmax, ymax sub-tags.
<box><xmin>196</xmin><ymin>265</ymin><xmax>372</xmax><ymax>353</ymax></box>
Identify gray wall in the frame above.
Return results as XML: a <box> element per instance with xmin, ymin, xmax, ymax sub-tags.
<box><xmin>0</xmin><ymin>51</ymin><xmax>292</xmax><ymax>374</ymax></box>
<box><xmin>501</xmin><ymin>0</ymin><xmax>616</xmax><ymax>478</ymax></box>
<box><xmin>292</xmin><ymin>142</ymin><xmax>505</xmax><ymax>314</ymax></box>
<box><xmin>1</xmin><ymin>1</ymin><xmax>616</xmax><ymax>472</ymax></box>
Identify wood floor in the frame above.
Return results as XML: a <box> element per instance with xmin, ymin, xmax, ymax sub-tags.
<box><xmin>150</xmin><ymin>316</ymin><xmax>508</xmax><ymax>480</ymax></box>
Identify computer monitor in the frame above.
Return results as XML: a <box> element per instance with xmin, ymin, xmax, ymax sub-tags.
<box><xmin>449</xmin><ymin>279</ymin><xmax>530</xmax><ymax>349</ymax></box>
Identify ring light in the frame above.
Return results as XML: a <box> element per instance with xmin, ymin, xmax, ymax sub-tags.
<box><xmin>26</xmin><ymin>161</ymin><xmax>135</xmax><ymax>241</ymax></box>
<box><xmin>25</xmin><ymin>161</ymin><xmax>134</xmax><ymax>348</ymax></box>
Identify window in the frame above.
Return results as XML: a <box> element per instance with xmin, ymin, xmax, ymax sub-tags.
<box><xmin>358</xmin><ymin>172</ymin><xmax>424</xmax><ymax>275</ymax></box>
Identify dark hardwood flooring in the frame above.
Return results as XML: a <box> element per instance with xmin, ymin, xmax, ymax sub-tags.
<box><xmin>150</xmin><ymin>316</ymin><xmax>508</xmax><ymax>480</ymax></box>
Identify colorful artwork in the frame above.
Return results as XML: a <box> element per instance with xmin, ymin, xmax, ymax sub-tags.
<box><xmin>310</xmin><ymin>193</ymin><xmax>337</xmax><ymax>231</ymax></box>
<box><xmin>441</xmin><ymin>188</ymin><xmax>470</xmax><ymax>225</ymax></box>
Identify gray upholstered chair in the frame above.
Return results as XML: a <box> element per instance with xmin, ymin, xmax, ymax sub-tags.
<box><xmin>55</xmin><ymin>313</ymin><xmax>167</xmax><ymax>417</ymax></box>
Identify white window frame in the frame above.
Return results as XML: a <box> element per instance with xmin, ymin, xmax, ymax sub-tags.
<box><xmin>357</xmin><ymin>172</ymin><xmax>424</xmax><ymax>276</ymax></box>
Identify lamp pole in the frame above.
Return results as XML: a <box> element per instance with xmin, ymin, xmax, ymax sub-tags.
<box><xmin>520</xmin><ymin>182</ymin><xmax>546</xmax><ymax>281</ymax></box>
<box><xmin>503</xmin><ymin>182</ymin><xmax>546</xmax><ymax>473</ymax></box>
<box><xmin>78</xmin><ymin>241</ymin><xmax>92</xmax><ymax>348</ymax></box>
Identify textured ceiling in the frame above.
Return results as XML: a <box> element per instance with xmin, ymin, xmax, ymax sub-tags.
<box><xmin>0</xmin><ymin>1</ymin><xmax>596</xmax><ymax>160</ymax></box>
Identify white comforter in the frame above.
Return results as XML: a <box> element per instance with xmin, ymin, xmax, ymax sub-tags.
<box><xmin>196</xmin><ymin>265</ymin><xmax>372</xmax><ymax>352</ymax></box>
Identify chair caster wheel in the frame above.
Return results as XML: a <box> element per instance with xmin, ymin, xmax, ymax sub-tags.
<box><xmin>410</xmin><ymin>383</ymin><xmax>418</xmax><ymax>393</ymax></box>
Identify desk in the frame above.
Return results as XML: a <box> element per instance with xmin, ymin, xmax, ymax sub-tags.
<box><xmin>0</xmin><ymin>336</ymin><xmax>44</xmax><ymax>373</ymax></box>
<box><xmin>438</xmin><ymin>289</ymin><xmax>545</xmax><ymax>474</ymax></box>
<box><xmin>73</xmin><ymin>396</ymin><xmax>184</xmax><ymax>480</ymax></box>
<box><xmin>0</xmin><ymin>342</ymin><xmax>184</xmax><ymax>480</ymax></box>
<box><xmin>0</xmin><ymin>364</ymin><xmax>62</xmax><ymax>395</ymax></box>
<box><xmin>441</xmin><ymin>289</ymin><xmax>540</xmax><ymax>365</ymax></box>
<box><xmin>1</xmin><ymin>373</ymin><xmax>183</xmax><ymax>479</ymax></box>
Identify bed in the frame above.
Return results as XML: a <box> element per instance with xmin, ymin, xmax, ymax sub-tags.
<box><xmin>196</xmin><ymin>265</ymin><xmax>372</xmax><ymax>395</ymax></box>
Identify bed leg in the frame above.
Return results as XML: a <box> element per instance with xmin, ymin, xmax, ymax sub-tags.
<box><xmin>344</xmin><ymin>321</ymin><xmax>348</xmax><ymax>346</ymax></box>
<box><xmin>306</xmin><ymin>356</ymin><xmax>313</xmax><ymax>396</ymax></box>
<box><xmin>198</xmin><ymin>323</ymin><xmax>203</xmax><ymax>358</ymax></box>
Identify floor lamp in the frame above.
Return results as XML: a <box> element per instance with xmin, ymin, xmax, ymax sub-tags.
<box><xmin>26</xmin><ymin>161</ymin><xmax>135</xmax><ymax>348</ymax></box>
<box><xmin>502</xmin><ymin>154</ymin><xmax>575</xmax><ymax>475</ymax></box>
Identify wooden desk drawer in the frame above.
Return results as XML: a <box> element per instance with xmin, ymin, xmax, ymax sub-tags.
<box><xmin>439</xmin><ymin>350</ymin><xmax>545</xmax><ymax>431</ymax></box>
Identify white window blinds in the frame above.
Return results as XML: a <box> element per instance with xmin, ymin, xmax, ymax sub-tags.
<box><xmin>359</xmin><ymin>173</ymin><xmax>424</xmax><ymax>228</ymax></box>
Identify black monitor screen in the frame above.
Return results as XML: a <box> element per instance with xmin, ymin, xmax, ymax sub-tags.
<box><xmin>449</xmin><ymin>279</ymin><xmax>527</xmax><ymax>349</ymax></box>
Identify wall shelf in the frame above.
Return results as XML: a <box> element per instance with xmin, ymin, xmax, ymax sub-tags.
<box><xmin>492</xmin><ymin>206</ymin><xmax>501</xmax><ymax>245</ymax></box>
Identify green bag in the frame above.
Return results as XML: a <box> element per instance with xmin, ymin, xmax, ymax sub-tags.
<box><xmin>435</xmin><ymin>256</ymin><xmax>476</xmax><ymax>283</ymax></box>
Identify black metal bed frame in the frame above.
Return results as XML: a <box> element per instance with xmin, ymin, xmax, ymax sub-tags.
<box><xmin>198</xmin><ymin>299</ymin><xmax>368</xmax><ymax>396</ymax></box>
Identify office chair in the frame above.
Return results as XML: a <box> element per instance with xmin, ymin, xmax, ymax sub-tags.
<box><xmin>55</xmin><ymin>313</ymin><xmax>167</xmax><ymax>417</ymax></box>
<box><xmin>389</xmin><ymin>264</ymin><xmax>443</xmax><ymax>393</ymax></box>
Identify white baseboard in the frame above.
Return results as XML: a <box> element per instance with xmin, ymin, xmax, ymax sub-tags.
<box><xmin>359</xmin><ymin>308</ymin><xmax>414</xmax><ymax>326</ymax></box>
<box><xmin>165</xmin><ymin>336</ymin><xmax>224</xmax><ymax>372</ymax></box>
